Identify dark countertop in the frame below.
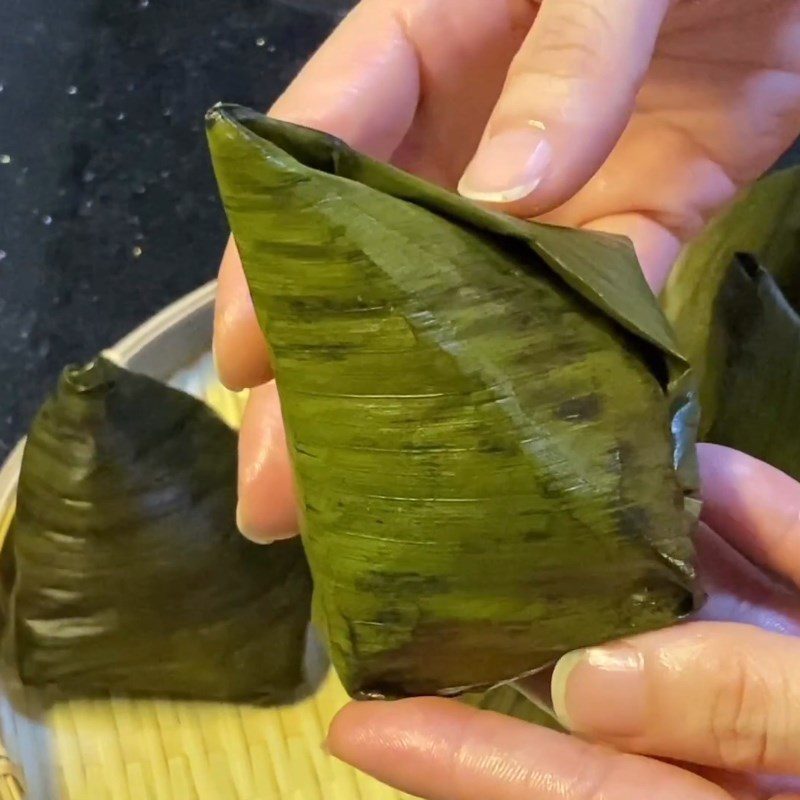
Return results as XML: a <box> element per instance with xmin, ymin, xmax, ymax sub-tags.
<box><xmin>0</xmin><ymin>0</ymin><xmax>353</xmax><ymax>458</ymax></box>
<box><xmin>0</xmin><ymin>0</ymin><xmax>798</xmax><ymax>459</ymax></box>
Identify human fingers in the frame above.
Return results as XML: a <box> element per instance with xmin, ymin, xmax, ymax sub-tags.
<box><xmin>551</xmin><ymin>621</ymin><xmax>800</xmax><ymax>776</ymax></box>
<box><xmin>693</xmin><ymin>522</ymin><xmax>800</xmax><ymax>639</ymax></box>
<box><xmin>549</xmin><ymin>114</ymin><xmax>736</xmax><ymax>291</ymax></box>
<box><xmin>696</xmin><ymin>766</ymin><xmax>800</xmax><ymax>800</ymax></box>
<box><xmin>550</xmin><ymin>447</ymin><xmax>800</xmax><ymax>774</ymax></box>
<box><xmin>698</xmin><ymin>444</ymin><xmax>800</xmax><ymax>590</ymax></box>
<box><xmin>236</xmin><ymin>381</ymin><xmax>297</xmax><ymax>542</ymax></box>
<box><xmin>268</xmin><ymin>0</ymin><xmax>421</xmax><ymax>155</ymax></box>
<box><xmin>328</xmin><ymin>697</ymin><xmax>733</xmax><ymax>800</ymax></box>
<box><xmin>214</xmin><ymin>0</ymin><xmax>422</xmax><ymax>390</ymax></box>
<box><xmin>458</xmin><ymin>0</ymin><xmax>671</xmax><ymax>214</ymax></box>
<box><xmin>214</xmin><ymin>237</ymin><xmax>273</xmax><ymax>391</ymax></box>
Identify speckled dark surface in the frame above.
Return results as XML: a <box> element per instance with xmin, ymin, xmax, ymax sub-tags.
<box><xmin>0</xmin><ymin>0</ymin><xmax>354</xmax><ymax>457</ymax></box>
<box><xmin>0</xmin><ymin>0</ymin><xmax>798</xmax><ymax>459</ymax></box>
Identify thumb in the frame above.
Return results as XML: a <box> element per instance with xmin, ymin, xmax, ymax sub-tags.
<box><xmin>550</xmin><ymin>622</ymin><xmax>800</xmax><ymax>776</ymax></box>
<box><xmin>458</xmin><ymin>0</ymin><xmax>671</xmax><ymax>214</ymax></box>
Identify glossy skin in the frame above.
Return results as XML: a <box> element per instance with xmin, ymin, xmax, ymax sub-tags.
<box><xmin>213</xmin><ymin>1</ymin><xmax>800</xmax><ymax>797</ymax></box>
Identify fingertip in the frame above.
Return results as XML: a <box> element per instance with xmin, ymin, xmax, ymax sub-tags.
<box><xmin>327</xmin><ymin>697</ymin><xmax>476</xmax><ymax>789</ymax></box>
<box><xmin>329</xmin><ymin>697</ymin><xmax>462</xmax><ymax>747</ymax></box>
<box><xmin>235</xmin><ymin>502</ymin><xmax>295</xmax><ymax>544</ymax></box>
<box><xmin>551</xmin><ymin>643</ymin><xmax>648</xmax><ymax>740</ymax></box>
<box><xmin>326</xmin><ymin>701</ymin><xmax>369</xmax><ymax>761</ymax></box>
<box><xmin>236</xmin><ymin>382</ymin><xmax>298</xmax><ymax>543</ymax></box>
<box><xmin>214</xmin><ymin>237</ymin><xmax>273</xmax><ymax>391</ymax></box>
<box><xmin>696</xmin><ymin>444</ymin><xmax>799</xmax><ymax>503</ymax></box>
<box><xmin>269</xmin><ymin>0</ymin><xmax>419</xmax><ymax>160</ymax></box>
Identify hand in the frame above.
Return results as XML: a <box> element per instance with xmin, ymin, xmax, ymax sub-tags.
<box><xmin>214</xmin><ymin>0</ymin><xmax>800</xmax><ymax>541</ymax></box>
<box><xmin>326</xmin><ymin>444</ymin><xmax>800</xmax><ymax>800</ymax></box>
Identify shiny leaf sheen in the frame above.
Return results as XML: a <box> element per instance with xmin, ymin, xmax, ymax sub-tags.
<box><xmin>207</xmin><ymin>104</ymin><xmax>699</xmax><ymax>700</ymax></box>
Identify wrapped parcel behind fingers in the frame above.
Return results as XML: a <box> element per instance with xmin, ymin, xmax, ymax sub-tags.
<box><xmin>207</xmin><ymin>103</ymin><xmax>702</xmax><ymax>700</ymax></box>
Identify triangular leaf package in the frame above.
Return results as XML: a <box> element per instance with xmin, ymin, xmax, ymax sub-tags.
<box><xmin>207</xmin><ymin>104</ymin><xmax>700</xmax><ymax>699</ymax></box>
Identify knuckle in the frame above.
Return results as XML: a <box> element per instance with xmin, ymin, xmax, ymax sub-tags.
<box><xmin>709</xmin><ymin>649</ymin><xmax>785</xmax><ymax>772</ymax></box>
<box><xmin>524</xmin><ymin>0</ymin><xmax>612</xmax><ymax>75</ymax></box>
<box><xmin>504</xmin><ymin>0</ymin><xmax>620</xmax><ymax>124</ymax></box>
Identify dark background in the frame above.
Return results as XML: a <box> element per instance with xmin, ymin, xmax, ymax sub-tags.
<box><xmin>0</xmin><ymin>0</ymin><xmax>798</xmax><ymax>459</ymax></box>
<box><xmin>0</xmin><ymin>0</ymin><xmax>355</xmax><ymax>458</ymax></box>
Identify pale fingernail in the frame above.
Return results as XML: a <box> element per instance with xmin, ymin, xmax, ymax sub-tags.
<box><xmin>458</xmin><ymin>127</ymin><xmax>551</xmax><ymax>204</ymax></box>
<box><xmin>551</xmin><ymin>644</ymin><xmax>646</xmax><ymax>738</ymax></box>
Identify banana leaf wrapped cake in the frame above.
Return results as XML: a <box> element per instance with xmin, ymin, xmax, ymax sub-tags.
<box><xmin>3</xmin><ymin>357</ymin><xmax>317</xmax><ymax>703</ymax></box>
<box><xmin>663</xmin><ymin>166</ymin><xmax>800</xmax><ymax>481</ymax></box>
<box><xmin>207</xmin><ymin>104</ymin><xmax>702</xmax><ymax>700</ymax></box>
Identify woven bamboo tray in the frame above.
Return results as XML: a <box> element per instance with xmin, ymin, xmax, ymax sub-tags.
<box><xmin>0</xmin><ymin>283</ymin><xmax>415</xmax><ymax>800</ymax></box>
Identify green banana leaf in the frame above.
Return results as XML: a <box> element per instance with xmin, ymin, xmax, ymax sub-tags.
<box><xmin>207</xmin><ymin>104</ymin><xmax>701</xmax><ymax>700</ymax></box>
<box><xmin>703</xmin><ymin>255</ymin><xmax>800</xmax><ymax>478</ymax></box>
<box><xmin>4</xmin><ymin>357</ymin><xmax>319</xmax><ymax>703</ymax></box>
<box><xmin>662</xmin><ymin>168</ymin><xmax>800</xmax><ymax>478</ymax></box>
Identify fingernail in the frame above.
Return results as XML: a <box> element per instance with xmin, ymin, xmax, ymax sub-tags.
<box><xmin>551</xmin><ymin>644</ymin><xmax>646</xmax><ymax>738</ymax></box>
<box><xmin>458</xmin><ymin>127</ymin><xmax>552</xmax><ymax>204</ymax></box>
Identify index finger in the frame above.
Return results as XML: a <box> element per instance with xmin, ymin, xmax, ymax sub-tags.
<box><xmin>214</xmin><ymin>0</ymin><xmax>421</xmax><ymax>390</ymax></box>
<box><xmin>328</xmin><ymin>697</ymin><xmax>733</xmax><ymax>800</ymax></box>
